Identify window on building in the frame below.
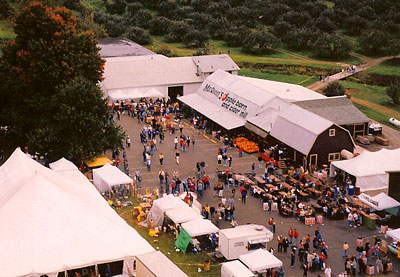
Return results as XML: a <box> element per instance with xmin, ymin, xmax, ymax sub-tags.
<box><xmin>329</xmin><ymin>128</ymin><xmax>336</xmax><ymax>136</ymax></box>
<box><xmin>328</xmin><ymin>153</ymin><xmax>340</xmax><ymax>162</ymax></box>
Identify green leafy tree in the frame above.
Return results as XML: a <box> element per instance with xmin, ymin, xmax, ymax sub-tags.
<box><xmin>323</xmin><ymin>82</ymin><xmax>346</xmax><ymax>97</ymax></box>
<box><xmin>182</xmin><ymin>29</ymin><xmax>209</xmax><ymax>48</ymax></box>
<box><xmin>0</xmin><ymin>2</ymin><xmax>124</xmax><ymax>162</ymax></box>
<box><xmin>313</xmin><ymin>33</ymin><xmax>351</xmax><ymax>59</ymax></box>
<box><xmin>135</xmin><ymin>9</ymin><xmax>153</xmax><ymax>28</ymax></box>
<box><xmin>106</xmin><ymin>0</ymin><xmax>127</xmax><ymax>15</ymax></box>
<box><xmin>149</xmin><ymin>16</ymin><xmax>171</xmax><ymax>35</ymax></box>
<box><xmin>165</xmin><ymin>21</ymin><xmax>192</xmax><ymax>43</ymax></box>
<box><xmin>124</xmin><ymin>26</ymin><xmax>152</xmax><ymax>45</ymax></box>
<box><xmin>358</xmin><ymin>29</ymin><xmax>389</xmax><ymax>55</ymax></box>
<box><xmin>242</xmin><ymin>30</ymin><xmax>280</xmax><ymax>55</ymax></box>
<box><xmin>387</xmin><ymin>81</ymin><xmax>400</xmax><ymax>105</ymax></box>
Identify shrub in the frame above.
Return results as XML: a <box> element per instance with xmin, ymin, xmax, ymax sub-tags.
<box><xmin>323</xmin><ymin>82</ymin><xmax>346</xmax><ymax>97</ymax></box>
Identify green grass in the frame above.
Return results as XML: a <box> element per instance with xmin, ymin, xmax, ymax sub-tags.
<box><xmin>239</xmin><ymin>69</ymin><xmax>319</xmax><ymax>86</ymax></box>
<box><xmin>354</xmin><ymin>103</ymin><xmax>400</xmax><ymax>131</ymax></box>
<box><xmin>366</xmin><ymin>58</ymin><xmax>400</xmax><ymax>76</ymax></box>
<box><xmin>338</xmin><ymin>80</ymin><xmax>400</xmax><ymax>114</ymax></box>
<box><xmin>116</xmin><ymin>198</ymin><xmax>220</xmax><ymax>276</ymax></box>
<box><xmin>0</xmin><ymin>20</ymin><xmax>15</xmax><ymax>39</ymax></box>
<box><xmin>320</xmin><ymin>1</ymin><xmax>335</xmax><ymax>9</ymax></box>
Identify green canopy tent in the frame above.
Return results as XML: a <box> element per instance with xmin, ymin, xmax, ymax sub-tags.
<box><xmin>175</xmin><ymin>228</ymin><xmax>192</xmax><ymax>254</ymax></box>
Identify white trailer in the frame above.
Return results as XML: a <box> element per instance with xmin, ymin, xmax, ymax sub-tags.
<box><xmin>218</xmin><ymin>224</ymin><xmax>273</xmax><ymax>260</ymax></box>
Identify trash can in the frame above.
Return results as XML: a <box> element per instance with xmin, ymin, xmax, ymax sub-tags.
<box><xmin>203</xmin><ymin>260</ymin><xmax>210</xmax><ymax>271</ymax></box>
<box><xmin>348</xmin><ymin>185</ymin><xmax>355</xmax><ymax>196</ymax></box>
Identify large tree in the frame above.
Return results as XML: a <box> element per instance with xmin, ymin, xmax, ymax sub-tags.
<box><xmin>0</xmin><ymin>2</ymin><xmax>124</xmax><ymax>162</ymax></box>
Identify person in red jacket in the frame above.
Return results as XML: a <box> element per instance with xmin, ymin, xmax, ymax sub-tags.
<box><xmin>288</xmin><ymin>227</ymin><xmax>294</xmax><ymax>244</ymax></box>
<box><xmin>294</xmin><ymin>228</ymin><xmax>299</xmax><ymax>246</ymax></box>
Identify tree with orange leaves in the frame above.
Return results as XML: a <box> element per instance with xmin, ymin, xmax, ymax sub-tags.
<box><xmin>0</xmin><ymin>1</ymin><xmax>124</xmax><ymax>163</ymax></box>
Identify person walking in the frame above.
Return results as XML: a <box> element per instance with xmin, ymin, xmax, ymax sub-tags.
<box><xmin>375</xmin><ymin>256</ymin><xmax>382</xmax><ymax>274</ymax></box>
<box><xmin>159</xmin><ymin>153</ymin><xmax>164</xmax><ymax>167</ymax></box>
<box><xmin>228</xmin><ymin>156</ymin><xmax>232</xmax><ymax>168</ymax></box>
<box><xmin>291</xmin><ymin>249</ymin><xmax>296</xmax><ymax>268</ymax></box>
<box><xmin>303</xmin><ymin>263</ymin><xmax>308</xmax><ymax>277</ymax></box>
<box><xmin>294</xmin><ymin>228</ymin><xmax>299</xmax><ymax>247</ymax></box>
<box><xmin>241</xmin><ymin>189</ymin><xmax>247</xmax><ymax>203</ymax></box>
<box><xmin>343</xmin><ymin>242</ymin><xmax>349</xmax><ymax>257</ymax></box>
<box><xmin>258</xmin><ymin>156</ymin><xmax>263</xmax><ymax>168</ymax></box>
<box><xmin>174</xmin><ymin>137</ymin><xmax>178</xmax><ymax>149</ymax></box>
<box><xmin>158</xmin><ymin>170</ymin><xmax>164</xmax><ymax>185</ymax></box>
<box><xmin>126</xmin><ymin>135</ymin><xmax>131</xmax><ymax>147</ymax></box>
<box><xmin>238</xmin><ymin>147</ymin><xmax>243</xmax><ymax>157</ymax></box>
<box><xmin>251</xmin><ymin>163</ymin><xmax>255</xmax><ymax>175</ymax></box>
<box><xmin>175</xmin><ymin>150</ymin><xmax>180</xmax><ymax>164</ymax></box>
<box><xmin>217</xmin><ymin>153</ymin><xmax>222</xmax><ymax>166</ymax></box>
<box><xmin>146</xmin><ymin>158</ymin><xmax>151</xmax><ymax>171</ymax></box>
<box><xmin>288</xmin><ymin>227</ymin><xmax>294</xmax><ymax>244</ymax></box>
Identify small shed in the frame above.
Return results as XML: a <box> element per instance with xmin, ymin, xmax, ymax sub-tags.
<box><xmin>219</xmin><ymin>224</ymin><xmax>273</xmax><ymax>260</ymax></box>
<box><xmin>221</xmin><ymin>260</ymin><xmax>255</xmax><ymax>277</ymax></box>
<box><xmin>92</xmin><ymin>163</ymin><xmax>132</xmax><ymax>192</ymax></box>
<box><xmin>136</xmin><ymin>251</ymin><xmax>188</xmax><ymax>277</ymax></box>
<box><xmin>239</xmin><ymin>249</ymin><xmax>282</xmax><ymax>273</ymax></box>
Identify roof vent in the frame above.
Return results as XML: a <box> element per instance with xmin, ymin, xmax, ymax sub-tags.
<box><xmin>196</xmin><ymin>63</ymin><xmax>200</xmax><ymax>76</ymax></box>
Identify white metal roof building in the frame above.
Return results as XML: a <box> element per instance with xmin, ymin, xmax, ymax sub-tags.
<box><xmin>101</xmin><ymin>54</ymin><xmax>239</xmax><ymax>101</ymax></box>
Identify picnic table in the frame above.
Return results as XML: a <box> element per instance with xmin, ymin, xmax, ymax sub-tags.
<box><xmin>235</xmin><ymin>174</ymin><xmax>255</xmax><ymax>185</ymax></box>
<box><xmin>283</xmin><ymin>174</ymin><xmax>298</xmax><ymax>184</ymax></box>
<box><xmin>140</xmin><ymin>202</ymin><xmax>152</xmax><ymax>210</ymax></box>
<box><xmin>281</xmin><ymin>182</ymin><xmax>294</xmax><ymax>190</ymax></box>
<box><xmin>254</xmin><ymin>176</ymin><xmax>266</xmax><ymax>184</ymax></box>
<box><xmin>298</xmin><ymin>190</ymin><xmax>309</xmax><ymax>198</ymax></box>
<box><xmin>311</xmin><ymin>203</ymin><xmax>323</xmax><ymax>212</ymax></box>
<box><xmin>269</xmin><ymin>174</ymin><xmax>281</xmax><ymax>183</ymax></box>
<box><xmin>251</xmin><ymin>185</ymin><xmax>265</xmax><ymax>196</ymax></box>
<box><xmin>306</xmin><ymin>187</ymin><xmax>322</xmax><ymax>198</ymax></box>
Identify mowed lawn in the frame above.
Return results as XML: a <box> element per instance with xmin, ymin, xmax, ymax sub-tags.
<box><xmin>239</xmin><ymin>68</ymin><xmax>319</xmax><ymax>86</ymax></box>
<box><xmin>338</xmin><ymin>80</ymin><xmax>400</xmax><ymax>114</ymax></box>
<box><xmin>366</xmin><ymin>58</ymin><xmax>400</xmax><ymax>76</ymax></box>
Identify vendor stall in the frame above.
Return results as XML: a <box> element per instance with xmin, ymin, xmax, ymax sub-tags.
<box><xmin>85</xmin><ymin>156</ymin><xmax>113</xmax><ymax>168</ymax></box>
<box><xmin>239</xmin><ymin>249</ymin><xmax>282</xmax><ymax>273</ymax></box>
<box><xmin>359</xmin><ymin>193</ymin><xmax>400</xmax><ymax>215</ymax></box>
<box><xmin>92</xmin><ymin>163</ymin><xmax>133</xmax><ymax>193</ymax></box>
<box><xmin>221</xmin><ymin>260</ymin><xmax>255</xmax><ymax>277</ymax></box>
<box><xmin>165</xmin><ymin>206</ymin><xmax>202</xmax><ymax>224</ymax></box>
<box><xmin>181</xmin><ymin>218</ymin><xmax>219</xmax><ymax>237</ymax></box>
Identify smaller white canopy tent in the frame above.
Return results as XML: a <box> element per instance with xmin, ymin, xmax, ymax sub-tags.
<box><xmin>358</xmin><ymin>193</ymin><xmax>400</xmax><ymax>215</ymax></box>
<box><xmin>387</xmin><ymin>228</ymin><xmax>400</xmax><ymax>242</ymax></box>
<box><xmin>165</xmin><ymin>206</ymin><xmax>202</xmax><ymax>224</ymax></box>
<box><xmin>93</xmin><ymin>163</ymin><xmax>133</xmax><ymax>192</ymax></box>
<box><xmin>181</xmin><ymin>218</ymin><xmax>219</xmax><ymax>237</ymax></box>
<box><xmin>221</xmin><ymin>260</ymin><xmax>255</xmax><ymax>277</ymax></box>
<box><xmin>136</xmin><ymin>251</ymin><xmax>188</xmax><ymax>277</ymax></box>
<box><xmin>153</xmin><ymin>194</ymin><xmax>188</xmax><ymax>212</ymax></box>
<box><xmin>330</xmin><ymin>148</ymin><xmax>400</xmax><ymax>192</ymax></box>
<box><xmin>239</xmin><ymin>249</ymin><xmax>282</xmax><ymax>272</ymax></box>
<box><xmin>49</xmin><ymin>157</ymin><xmax>78</xmax><ymax>171</ymax></box>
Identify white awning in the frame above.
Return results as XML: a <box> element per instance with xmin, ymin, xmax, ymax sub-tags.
<box><xmin>221</xmin><ymin>260</ymin><xmax>255</xmax><ymax>277</ymax></box>
<box><xmin>387</xmin><ymin>228</ymin><xmax>400</xmax><ymax>241</ymax></box>
<box><xmin>108</xmin><ymin>87</ymin><xmax>164</xmax><ymax>101</ymax></box>
<box><xmin>179</xmin><ymin>93</ymin><xmax>245</xmax><ymax>130</ymax></box>
<box><xmin>249</xmin><ymin>238</ymin><xmax>269</xmax><ymax>244</ymax></box>
<box><xmin>165</xmin><ymin>206</ymin><xmax>202</xmax><ymax>224</ymax></box>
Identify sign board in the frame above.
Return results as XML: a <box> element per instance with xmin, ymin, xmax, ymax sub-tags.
<box><xmin>359</xmin><ymin>193</ymin><xmax>379</xmax><ymax>208</ymax></box>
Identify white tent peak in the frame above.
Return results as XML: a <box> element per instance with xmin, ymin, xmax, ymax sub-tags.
<box><xmin>50</xmin><ymin>157</ymin><xmax>78</xmax><ymax>171</ymax></box>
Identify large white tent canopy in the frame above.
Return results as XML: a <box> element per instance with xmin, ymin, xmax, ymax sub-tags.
<box><xmin>330</xmin><ymin>148</ymin><xmax>400</xmax><ymax>192</ymax></box>
<box><xmin>181</xmin><ymin>218</ymin><xmax>219</xmax><ymax>237</ymax></box>
<box><xmin>0</xmin><ymin>148</ymin><xmax>154</xmax><ymax>277</ymax></box>
<box><xmin>93</xmin><ymin>163</ymin><xmax>133</xmax><ymax>192</ymax></box>
<box><xmin>239</xmin><ymin>249</ymin><xmax>282</xmax><ymax>272</ymax></box>
<box><xmin>165</xmin><ymin>205</ymin><xmax>202</xmax><ymax>224</ymax></box>
<box><xmin>107</xmin><ymin>87</ymin><xmax>164</xmax><ymax>101</ymax></box>
<box><xmin>221</xmin><ymin>260</ymin><xmax>255</xmax><ymax>277</ymax></box>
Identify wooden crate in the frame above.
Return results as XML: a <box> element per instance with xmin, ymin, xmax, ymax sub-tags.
<box><xmin>375</xmin><ymin>136</ymin><xmax>389</xmax><ymax>146</ymax></box>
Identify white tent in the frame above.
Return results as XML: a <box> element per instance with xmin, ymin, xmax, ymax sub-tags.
<box><xmin>0</xmin><ymin>148</ymin><xmax>154</xmax><ymax>277</ymax></box>
<box><xmin>153</xmin><ymin>194</ymin><xmax>188</xmax><ymax>212</ymax></box>
<box><xmin>181</xmin><ymin>218</ymin><xmax>219</xmax><ymax>237</ymax></box>
<box><xmin>239</xmin><ymin>249</ymin><xmax>282</xmax><ymax>272</ymax></box>
<box><xmin>93</xmin><ymin>163</ymin><xmax>133</xmax><ymax>192</ymax></box>
<box><xmin>221</xmin><ymin>260</ymin><xmax>255</xmax><ymax>277</ymax></box>
<box><xmin>136</xmin><ymin>251</ymin><xmax>188</xmax><ymax>277</ymax></box>
<box><xmin>49</xmin><ymin>157</ymin><xmax>78</xmax><ymax>171</ymax></box>
<box><xmin>387</xmin><ymin>228</ymin><xmax>400</xmax><ymax>242</ymax></box>
<box><xmin>165</xmin><ymin>206</ymin><xmax>202</xmax><ymax>224</ymax></box>
<box><xmin>359</xmin><ymin>193</ymin><xmax>400</xmax><ymax>211</ymax></box>
<box><xmin>330</xmin><ymin>148</ymin><xmax>400</xmax><ymax>192</ymax></box>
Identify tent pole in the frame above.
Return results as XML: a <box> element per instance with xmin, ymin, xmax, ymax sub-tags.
<box><xmin>95</xmin><ymin>264</ymin><xmax>99</xmax><ymax>276</ymax></box>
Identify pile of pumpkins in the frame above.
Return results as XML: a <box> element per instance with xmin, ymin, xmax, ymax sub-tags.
<box><xmin>234</xmin><ymin>137</ymin><xmax>259</xmax><ymax>153</ymax></box>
